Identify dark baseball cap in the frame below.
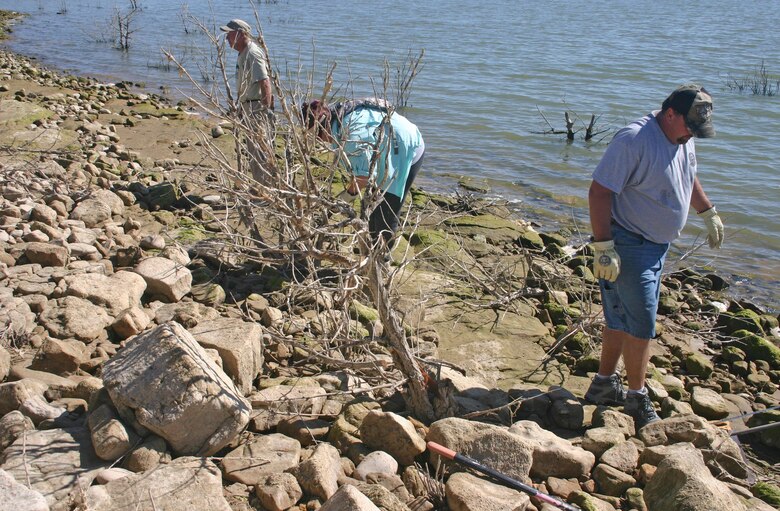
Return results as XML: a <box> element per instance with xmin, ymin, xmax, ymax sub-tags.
<box><xmin>220</xmin><ymin>19</ymin><xmax>251</xmax><ymax>33</ymax></box>
<box><xmin>662</xmin><ymin>84</ymin><xmax>715</xmax><ymax>138</ymax></box>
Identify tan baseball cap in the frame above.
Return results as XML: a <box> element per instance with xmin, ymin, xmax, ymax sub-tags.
<box><xmin>220</xmin><ymin>19</ymin><xmax>251</xmax><ymax>33</ymax></box>
<box><xmin>662</xmin><ymin>84</ymin><xmax>715</xmax><ymax>138</ymax></box>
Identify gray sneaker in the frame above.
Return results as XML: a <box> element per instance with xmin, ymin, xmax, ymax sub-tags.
<box><xmin>584</xmin><ymin>374</ymin><xmax>626</xmax><ymax>406</ymax></box>
<box><xmin>624</xmin><ymin>391</ymin><xmax>661</xmax><ymax>429</ymax></box>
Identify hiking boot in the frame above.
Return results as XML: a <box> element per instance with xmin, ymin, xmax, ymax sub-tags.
<box><xmin>584</xmin><ymin>373</ymin><xmax>626</xmax><ymax>406</ymax></box>
<box><xmin>624</xmin><ymin>391</ymin><xmax>661</xmax><ymax>429</ymax></box>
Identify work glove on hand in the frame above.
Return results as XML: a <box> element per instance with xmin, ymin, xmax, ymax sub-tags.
<box><xmin>698</xmin><ymin>206</ymin><xmax>724</xmax><ymax>249</ymax></box>
<box><xmin>591</xmin><ymin>240</ymin><xmax>621</xmax><ymax>282</ymax></box>
<box><xmin>336</xmin><ymin>188</ymin><xmax>358</xmax><ymax>202</ymax></box>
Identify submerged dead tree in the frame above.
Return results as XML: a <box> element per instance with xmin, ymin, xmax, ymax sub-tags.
<box><xmin>163</xmin><ymin>16</ymin><xmax>449</xmax><ymax>422</ymax></box>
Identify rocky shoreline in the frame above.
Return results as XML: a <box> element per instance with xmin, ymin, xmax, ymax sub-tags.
<box><xmin>1</xmin><ymin>31</ymin><xmax>780</xmax><ymax>511</ymax></box>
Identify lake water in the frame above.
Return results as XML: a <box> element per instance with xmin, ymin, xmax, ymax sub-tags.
<box><xmin>1</xmin><ymin>0</ymin><xmax>778</xmax><ymax>307</ymax></box>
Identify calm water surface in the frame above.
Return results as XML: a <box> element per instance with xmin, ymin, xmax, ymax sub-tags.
<box><xmin>2</xmin><ymin>0</ymin><xmax>778</xmax><ymax>306</ymax></box>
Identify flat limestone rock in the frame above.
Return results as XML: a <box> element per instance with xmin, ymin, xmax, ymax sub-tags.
<box><xmin>0</xmin><ymin>427</ymin><xmax>107</xmax><ymax>507</ymax></box>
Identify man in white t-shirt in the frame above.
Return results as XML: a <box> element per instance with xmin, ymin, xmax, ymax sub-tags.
<box><xmin>221</xmin><ymin>19</ymin><xmax>274</xmax><ymax>185</ymax></box>
<box><xmin>585</xmin><ymin>84</ymin><xmax>725</xmax><ymax>428</ymax></box>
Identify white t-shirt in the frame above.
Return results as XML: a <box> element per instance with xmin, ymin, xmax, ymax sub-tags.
<box><xmin>592</xmin><ymin>112</ymin><xmax>697</xmax><ymax>244</ymax></box>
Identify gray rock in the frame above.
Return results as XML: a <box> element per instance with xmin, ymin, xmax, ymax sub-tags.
<box><xmin>0</xmin><ymin>469</ymin><xmax>50</xmax><ymax>511</ymax></box>
<box><xmin>39</xmin><ymin>296</ymin><xmax>112</xmax><ymax>341</ymax></box>
<box><xmin>0</xmin><ymin>411</ymin><xmax>35</xmax><ymax>452</ymax></box>
<box><xmin>288</xmin><ymin>442</ymin><xmax>342</xmax><ymax>501</ymax></box>
<box><xmin>427</xmin><ymin>417</ymin><xmax>533</xmax><ymax>485</ymax></box>
<box><xmin>354</xmin><ymin>451</ymin><xmax>398</xmax><ymax>481</ymax></box>
<box><xmin>111</xmin><ymin>306</ymin><xmax>151</xmax><ymax>339</ymax></box>
<box><xmin>599</xmin><ymin>441</ymin><xmax>639</xmax><ymax>474</ymax></box>
<box><xmin>508</xmin><ymin>420</ymin><xmax>595</xmax><ymax>479</ymax></box>
<box><xmin>0</xmin><ymin>346</ymin><xmax>10</xmax><ymax>382</ymax></box>
<box><xmin>581</xmin><ymin>427</ymin><xmax>624</xmax><ymax>458</ymax></box>
<box><xmin>81</xmin><ymin>457</ymin><xmax>231</xmax><ymax>511</ymax></box>
<box><xmin>221</xmin><ymin>433</ymin><xmax>301</xmax><ymax>485</ymax></box>
<box><xmin>70</xmin><ymin>198</ymin><xmax>111</xmax><ymax>227</ymax></box>
<box><xmin>638</xmin><ymin>414</ymin><xmax>716</xmax><ymax>448</ymax></box>
<box><xmin>0</xmin><ymin>379</ymin><xmax>47</xmax><ymax>416</ymax></box>
<box><xmin>249</xmin><ymin>384</ymin><xmax>327</xmax><ymax>430</ymax></box>
<box><xmin>0</xmin><ymin>295</ymin><xmax>36</xmax><ymax>335</ymax></box>
<box><xmin>189</xmin><ymin>318</ymin><xmax>264</xmax><ymax>395</ymax></box>
<box><xmin>0</xmin><ymin>427</ymin><xmax>107</xmax><ymax>506</ymax></box>
<box><xmin>101</xmin><ymin>322</ymin><xmax>250</xmax><ymax>456</ymax></box>
<box><xmin>643</xmin><ymin>444</ymin><xmax>748</xmax><ymax>511</ymax></box>
<box><xmin>24</xmin><ymin>242</ymin><xmax>68</xmax><ymax>267</ymax></box>
<box><xmin>444</xmin><ymin>472</ymin><xmax>530</xmax><ymax>511</ymax></box>
<box><xmin>134</xmin><ymin>257</ymin><xmax>192</xmax><ymax>302</ymax></box>
<box><xmin>319</xmin><ymin>484</ymin><xmax>381</xmax><ymax>511</ymax></box>
<box><xmin>690</xmin><ymin>386</ymin><xmax>730</xmax><ymax>420</ymax></box>
<box><xmin>254</xmin><ymin>472</ymin><xmax>303</xmax><ymax>511</ymax></box>
<box><xmin>88</xmin><ymin>404</ymin><xmax>140</xmax><ymax>461</ymax></box>
<box><xmin>592</xmin><ymin>462</ymin><xmax>636</xmax><ymax>497</ymax></box>
<box><xmin>62</xmin><ymin>270</ymin><xmax>146</xmax><ymax>317</ymax></box>
<box><xmin>359</xmin><ymin>410</ymin><xmax>426</xmax><ymax>466</ymax></box>
<box><xmin>123</xmin><ymin>435</ymin><xmax>171</xmax><ymax>473</ymax></box>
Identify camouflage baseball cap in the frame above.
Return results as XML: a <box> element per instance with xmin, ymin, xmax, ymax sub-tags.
<box><xmin>662</xmin><ymin>84</ymin><xmax>715</xmax><ymax>138</ymax></box>
<box><xmin>220</xmin><ymin>19</ymin><xmax>252</xmax><ymax>33</ymax></box>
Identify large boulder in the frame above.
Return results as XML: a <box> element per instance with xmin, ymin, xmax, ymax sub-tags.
<box><xmin>508</xmin><ymin>420</ymin><xmax>595</xmax><ymax>479</ymax></box>
<box><xmin>643</xmin><ymin>444</ymin><xmax>747</xmax><ymax>511</ymax></box>
<box><xmin>189</xmin><ymin>318</ymin><xmax>264</xmax><ymax>395</ymax></box>
<box><xmin>101</xmin><ymin>322</ymin><xmax>251</xmax><ymax>456</ymax></box>
<box><xmin>81</xmin><ymin>457</ymin><xmax>231</xmax><ymax>511</ymax></box>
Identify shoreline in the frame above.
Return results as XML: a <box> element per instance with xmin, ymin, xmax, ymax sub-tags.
<box><xmin>0</xmin><ymin>8</ymin><xmax>777</xmax><ymax>310</ymax></box>
<box><xmin>2</xmin><ymin>28</ymin><xmax>780</xmax><ymax>510</ymax></box>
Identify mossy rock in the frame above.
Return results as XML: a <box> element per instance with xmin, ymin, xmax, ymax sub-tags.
<box><xmin>564</xmin><ymin>331</ymin><xmax>590</xmax><ymax>353</ymax></box>
<box><xmin>349</xmin><ymin>300</ymin><xmax>379</xmax><ymax>325</ymax></box>
<box><xmin>746</xmin><ymin>410</ymin><xmax>780</xmax><ymax>449</ymax></box>
<box><xmin>147</xmin><ymin>182</ymin><xmax>180</xmax><ymax>210</ymax></box>
<box><xmin>760</xmin><ymin>314</ymin><xmax>779</xmax><ymax>332</ymax></box>
<box><xmin>443</xmin><ymin>214</ymin><xmax>524</xmax><ymax>245</ymax></box>
<box><xmin>191</xmin><ymin>282</ymin><xmax>226</xmax><ymax>306</ymax></box>
<box><xmin>735</xmin><ymin>331</ymin><xmax>780</xmax><ymax>369</ymax></box>
<box><xmin>565</xmin><ymin>255</ymin><xmax>591</xmax><ymax>270</ymax></box>
<box><xmin>717</xmin><ymin>309</ymin><xmax>764</xmax><ymax>335</ymax></box>
<box><xmin>573</xmin><ymin>265</ymin><xmax>597</xmax><ymax>284</ymax></box>
<box><xmin>684</xmin><ymin>352</ymin><xmax>714</xmax><ymax>378</ymax></box>
<box><xmin>752</xmin><ymin>482</ymin><xmax>780</xmax><ymax>507</ymax></box>
<box><xmin>408</xmin><ymin>229</ymin><xmax>465</xmax><ymax>263</ymax></box>
<box><xmin>721</xmin><ymin>346</ymin><xmax>746</xmax><ymax>364</ymax></box>
<box><xmin>657</xmin><ymin>295</ymin><xmax>682</xmax><ymax>315</ymax></box>
<box><xmin>516</xmin><ymin>230</ymin><xmax>545</xmax><ymax>251</ymax></box>
<box><xmin>568</xmin><ymin>491</ymin><xmax>603</xmax><ymax>511</ymax></box>
<box><xmin>457</xmin><ymin>176</ymin><xmax>490</xmax><ymax>193</ymax></box>
<box><xmin>574</xmin><ymin>354</ymin><xmax>600</xmax><ymax>373</ymax></box>
<box><xmin>541</xmin><ymin>301</ymin><xmax>582</xmax><ymax>326</ymax></box>
<box><xmin>539</xmin><ymin>231</ymin><xmax>568</xmax><ymax>248</ymax></box>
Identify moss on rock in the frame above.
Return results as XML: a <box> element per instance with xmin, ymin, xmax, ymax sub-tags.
<box><xmin>718</xmin><ymin>309</ymin><xmax>764</xmax><ymax>335</ymax></box>
<box><xmin>735</xmin><ymin>331</ymin><xmax>780</xmax><ymax>369</ymax></box>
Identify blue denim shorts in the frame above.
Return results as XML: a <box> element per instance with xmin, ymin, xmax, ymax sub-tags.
<box><xmin>599</xmin><ymin>224</ymin><xmax>669</xmax><ymax>339</ymax></box>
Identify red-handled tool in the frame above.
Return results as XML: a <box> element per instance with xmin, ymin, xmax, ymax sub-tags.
<box><xmin>427</xmin><ymin>441</ymin><xmax>582</xmax><ymax>511</ymax></box>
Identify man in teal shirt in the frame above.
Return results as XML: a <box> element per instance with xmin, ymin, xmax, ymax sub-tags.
<box><xmin>303</xmin><ymin>99</ymin><xmax>425</xmax><ymax>245</ymax></box>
